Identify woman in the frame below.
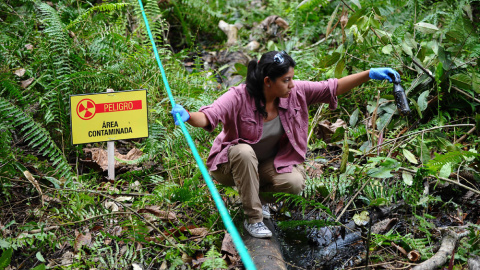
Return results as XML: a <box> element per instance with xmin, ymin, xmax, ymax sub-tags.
<box><xmin>171</xmin><ymin>51</ymin><xmax>399</xmax><ymax>238</ymax></box>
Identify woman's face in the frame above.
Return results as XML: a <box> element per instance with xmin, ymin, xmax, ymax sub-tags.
<box><xmin>265</xmin><ymin>67</ymin><xmax>295</xmax><ymax>99</ymax></box>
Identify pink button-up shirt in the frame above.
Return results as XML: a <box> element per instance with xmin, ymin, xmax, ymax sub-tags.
<box><xmin>199</xmin><ymin>79</ymin><xmax>338</xmax><ymax>173</ymax></box>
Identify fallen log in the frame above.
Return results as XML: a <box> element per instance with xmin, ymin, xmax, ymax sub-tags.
<box><xmin>412</xmin><ymin>230</ymin><xmax>458</xmax><ymax>270</ymax></box>
<box><xmin>242</xmin><ymin>219</ymin><xmax>287</xmax><ymax>270</ymax></box>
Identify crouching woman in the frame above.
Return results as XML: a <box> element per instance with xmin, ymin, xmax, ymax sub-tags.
<box><xmin>171</xmin><ymin>51</ymin><xmax>399</xmax><ymax>238</ymax></box>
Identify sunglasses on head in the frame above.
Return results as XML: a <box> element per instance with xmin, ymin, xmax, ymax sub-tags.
<box><xmin>273</xmin><ymin>50</ymin><xmax>287</xmax><ymax>64</ymax></box>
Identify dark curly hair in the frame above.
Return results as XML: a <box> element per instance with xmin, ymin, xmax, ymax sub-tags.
<box><xmin>245</xmin><ymin>51</ymin><xmax>296</xmax><ymax>118</ymax></box>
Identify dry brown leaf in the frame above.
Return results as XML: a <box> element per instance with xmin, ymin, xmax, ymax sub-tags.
<box><xmin>138</xmin><ymin>206</ymin><xmax>177</xmax><ymax>221</ymax></box>
<box><xmin>20</xmin><ymin>78</ymin><xmax>34</xmax><ymax>88</ymax></box>
<box><xmin>221</xmin><ymin>233</ymin><xmax>237</xmax><ymax>256</ymax></box>
<box><xmin>315</xmin><ymin>119</ymin><xmax>347</xmax><ymax>142</ymax></box>
<box><xmin>74</xmin><ymin>232</ymin><xmax>92</xmax><ymax>253</ymax></box>
<box><xmin>120</xmin><ymin>245</ymin><xmax>128</xmax><ymax>257</ymax></box>
<box><xmin>14</xmin><ymin>68</ymin><xmax>25</xmax><ymax>77</ymax></box>
<box><xmin>305</xmin><ymin>160</ymin><xmax>324</xmax><ymax>176</ymax></box>
<box><xmin>182</xmin><ymin>252</ymin><xmax>193</xmax><ymax>263</ymax></box>
<box><xmin>334</xmin><ymin>200</ymin><xmax>344</xmax><ymax>215</ymax></box>
<box><xmin>83</xmin><ymin>147</ymin><xmax>143</xmax><ymax>171</ymax></box>
<box><xmin>130</xmin><ymin>180</ymin><xmax>141</xmax><ymax>191</ymax></box>
<box><xmin>104</xmin><ymin>201</ymin><xmax>119</xmax><ymax>212</ymax></box>
<box><xmin>159</xmin><ymin>261</ymin><xmax>167</xmax><ymax>270</ymax></box>
<box><xmin>42</xmin><ymin>195</ymin><xmax>61</xmax><ymax>204</ymax></box>
<box><xmin>407</xmin><ymin>250</ymin><xmax>421</xmax><ymax>262</ymax></box>
<box><xmin>189</xmin><ymin>227</ymin><xmax>208</xmax><ymax>237</ymax></box>
<box><xmin>25</xmin><ymin>44</ymin><xmax>33</xmax><ymax>50</ymax></box>
<box><xmin>340</xmin><ymin>10</ymin><xmax>349</xmax><ymax>29</ymax></box>
<box><xmin>91</xmin><ymin>225</ymin><xmax>103</xmax><ymax>232</ymax></box>
<box><xmin>115</xmin><ymin>196</ymin><xmax>133</xmax><ymax>202</ymax></box>
<box><xmin>372</xmin><ymin>218</ymin><xmax>399</xmax><ymax>234</ymax></box>
<box><xmin>60</xmin><ymin>251</ymin><xmax>75</xmax><ymax>265</ymax></box>
<box><xmin>112</xmin><ymin>226</ymin><xmax>123</xmax><ymax>237</ymax></box>
<box><xmin>23</xmin><ymin>170</ymin><xmax>44</xmax><ymax>206</ymax></box>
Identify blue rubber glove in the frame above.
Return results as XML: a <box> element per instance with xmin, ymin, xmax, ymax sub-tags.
<box><xmin>170</xmin><ymin>104</ymin><xmax>190</xmax><ymax>125</ymax></box>
<box><xmin>369</xmin><ymin>68</ymin><xmax>400</xmax><ymax>83</ymax></box>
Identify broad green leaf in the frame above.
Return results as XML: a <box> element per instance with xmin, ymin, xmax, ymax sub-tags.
<box><xmin>403</xmin><ymin>149</ymin><xmax>418</xmax><ymax>164</ymax></box>
<box><xmin>357</xmin><ymin>16</ymin><xmax>368</xmax><ymax>31</ymax></box>
<box><xmin>420</xmin><ymin>141</ymin><xmax>430</xmax><ymax>164</ymax></box>
<box><xmin>404</xmin><ymin>32</ymin><xmax>417</xmax><ymax>49</ymax></box>
<box><xmin>368</xmin><ymin>166</ymin><xmax>393</xmax><ymax>178</ymax></box>
<box><xmin>369</xmin><ymin>16</ymin><xmax>380</xmax><ymax>29</ymax></box>
<box><xmin>402</xmin><ymin>171</ymin><xmax>413</xmax><ymax>186</ymax></box>
<box><xmin>435</xmin><ymin>62</ymin><xmax>444</xmax><ymax>83</ymax></box>
<box><xmin>0</xmin><ymin>239</ymin><xmax>10</xmax><ymax>249</ymax></box>
<box><xmin>369</xmin><ymin>198</ymin><xmax>388</xmax><ymax>207</ymax></box>
<box><xmin>335</xmin><ymin>58</ymin><xmax>345</xmax><ymax>78</ymax></box>
<box><xmin>438</xmin><ymin>46</ymin><xmax>451</xmax><ymax>70</ymax></box>
<box><xmin>376</xmin><ymin>104</ymin><xmax>396</xmax><ymax>131</ymax></box>
<box><xmin>418</xmin><ymin>90</ymin><xmax>429</xmax><ymax>112</ymax></box>
<box><xmin>350</xmin><ymin>0</ymin><xmax>361</xmax><ymax>9</ymax></box>
<box><xmin>31</xmin><ymin>264</ymin><xmax>46</xmax><ymax>270</ymax></box>
<box><xmin>401</xmin><ymin>41</ymin><xmax>413</xmax><ymax>56</ymax></box>
<box><xmin>382</xmin><ymin>44</ymin><xmax>393</xmax><ymax>55</ymax></box>
<box><xmin>353</xmin><ymin>211</ymin><xmax>370</xmax><ymax>226</ymax></box>
<box><xmin>450</xmin><ymin>73</ymin><xmax>472</xmax><ymax>90</ymax></box>
<box><xmin>36</xmin><ymin>252</ymin><xmax>46</xmax><ymax>262</ymax></box>
<box><xmin>414</xmin><ymin>22</ymin><xmax>439</xmax><ymax>34</ymax></box>
<box><xmin>439</xmin><ymin>163</ymin><xmax>452</xmax><ymax>178</ymax></box>
<box><xmin>0</xmin><ymin>248</ymin><xmax>13</xmax><ymax>268</ymax></box>
<box><xmin>374</xmin><ymin>30</ymin><xmax>391</xmax><ymax>44</ymax></box>
<box><xmin>472</xmin><ymin>72</ymin><xmax>480</xmax><ymax>94</ymax></box>
<box><xmin>322</xmin><ymin>52</ymin><xmax>341</xmax><ymax>68</ymax></box>
<box><xmin>234</xmin><ymin>63</ymin><xmax>247</xmax><ymax>77</ymax></box>
<box><xmin>409</xmin><ymin>98</ymin><xmax>422</xmax><ymax>118</ymax></box>
<box><xmin>349</xmin><ymin>108</ymin><xmax>359</xmax><ymax>127</ymax></box>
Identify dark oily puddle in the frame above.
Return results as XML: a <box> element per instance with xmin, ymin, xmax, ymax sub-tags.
<box><xmin>275</xmin><ymin>222</ymin><xmax>366</xmax><ymax>270</ymax></box>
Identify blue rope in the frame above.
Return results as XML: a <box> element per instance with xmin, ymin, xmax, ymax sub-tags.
<box><xmin>136</xmin><ymin>1</ymin><xmax>256</xmax><ymax>269</ymax></box>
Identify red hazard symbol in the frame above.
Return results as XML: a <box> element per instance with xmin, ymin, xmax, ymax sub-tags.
<box><xmin>76</xmin><ymin>99</ymin><xmax>96</xmax><ymax>120</ymax></box>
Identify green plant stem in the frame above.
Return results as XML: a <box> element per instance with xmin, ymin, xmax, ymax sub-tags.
<box><xmin>12</xmin><ymin>180</ymin><xmax>185</xmax><ymax>252</ymax></box>
<box><xmin>369</xmin><ymin>124</ymin><xmax>475</xmax><ymax>154</ymax></box>
<box><xmin>335</xmin><ymin>176</ymin><xmax>371</xmax><ymax>222</ymax></box>
<box><xmin>452</xmin><ymin>86</ymin><xmax>480</xmax><ymax>104</ymax></box>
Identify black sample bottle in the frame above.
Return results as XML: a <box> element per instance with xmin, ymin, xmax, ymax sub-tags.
<box><xmin>391</xmin><ymin>75</ymin><xmax>411</xmax><ymax>116</ymax></box>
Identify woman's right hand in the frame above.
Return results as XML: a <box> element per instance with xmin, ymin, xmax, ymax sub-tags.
<box><xmin>170</xmin><ymin>104</ymin><xmax>190</xmax><ymax>125</ymax></box>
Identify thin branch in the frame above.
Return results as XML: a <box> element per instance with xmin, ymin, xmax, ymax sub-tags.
<box><xmin>399</xmin><ymin>167</ymin><xmax>480</xmax><ymax>196</ymax></box>
<box><xmin>369</xmin><ymin>124</ymin><xmax>475</xmax><ymax>153</ymax></box>
<box><xmin>452</xmin><ymin>85</ymin><xmax>480</xmax><ymax>104</ymax></box>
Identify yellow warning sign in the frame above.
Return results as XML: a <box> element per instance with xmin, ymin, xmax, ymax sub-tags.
<box><xmin>70</xmin><ymin>90</ymin><xmax>148</xmax><ymax>144</ymax></box>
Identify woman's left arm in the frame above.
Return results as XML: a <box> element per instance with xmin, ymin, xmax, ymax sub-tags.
<box><xmin>336</xmin><ymin>68</ymin><xmax>400</xmax><ymax>96</ymax></box>
<box><xmin>336</xmin><ymin>70</ymin><xmax>370</xmax><ymax>96</ymax></box>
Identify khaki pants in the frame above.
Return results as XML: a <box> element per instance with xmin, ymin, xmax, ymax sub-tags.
<box><xmin>211</xmin><ymin>144</ymin><xmax>306</xmax><ymax>224</ymax></box>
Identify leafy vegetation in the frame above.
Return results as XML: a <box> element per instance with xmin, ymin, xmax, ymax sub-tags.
<box><xmin>1</xmin><ymin>0</ymin><xmax>479</xmax><ymax>269</ymax></box>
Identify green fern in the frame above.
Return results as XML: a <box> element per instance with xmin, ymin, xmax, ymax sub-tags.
<box><xmin>426</xmin><ymin>150</ymin><xmax>480</xmax><ymax>172</ymax></box>
<box><xmin>0</xmin><ymin>77</ymin><xmax>24</xmax><ymax>103</ymax></box>
<box><xmin>66</xmin><ymin>3</ymin><xmax>130</xmax><ymax>30</ymax></box>
<box><xmin>275</xmin><ymin>193</ymin><xmax>334</xmax><ymax>217</ymax></box>
<box><xmin>201</xmin><ymin>246</ymin><xmax>227</xmax><ymax>270</ymax></box>
<box><xmin>35</xmin><ymin>1</ymin><xmax>72</xmax><ymax>77</ymax></box>
<box><xmin>0</xmin><ymin>97</ymin><xmax>75</xmax><ymax>185</ymax></box>
<box><xmin>277</xmin><ymin>219</ymin><xmax>338</xmax><ymax>230</ymax></box>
